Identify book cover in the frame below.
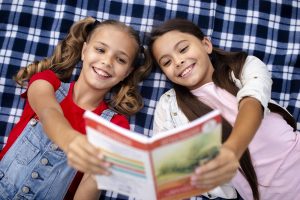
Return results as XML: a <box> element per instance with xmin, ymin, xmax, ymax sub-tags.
<box><xmin>84</xmin><ymin>110</ymin><xmax>222</xmax><ymax>200</ymax></box>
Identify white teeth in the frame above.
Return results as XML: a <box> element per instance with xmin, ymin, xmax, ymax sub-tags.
<box><xmin>93</xmin><ymin>67</ymin><xmax>111</xmax><ymax>77</ymax></box>
<box><xmin>180</xmin><ymin>66</ymin><xmax>192</xmax><ymax>77</ymax></box>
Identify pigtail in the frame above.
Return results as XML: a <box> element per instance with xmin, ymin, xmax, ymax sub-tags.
<box><xmin>14</xmin><ymin>17</ymin><xmax>96</xmax><ymax>86</ymax></box>
<box><xmin>100</xmin><ymin>20</ymin><xmax>152</xmax><ymax>116</ymax></box>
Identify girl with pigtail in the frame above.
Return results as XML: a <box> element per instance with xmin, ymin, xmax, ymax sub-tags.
<box><xmin>0</xmin><ymin>17</ymin><xmax>151</xmax><ymax>199</ymax></box>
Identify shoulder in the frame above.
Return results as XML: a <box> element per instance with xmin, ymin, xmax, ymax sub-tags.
<box><xmin>237</xmin><ymin>55</ymin><xmax>270</xmax><ymax>80</ymax></box>
<box><xmin>97</xmin><ymin>101</ymin><xmax>130</xmax><ymax>130</ymax></box>
<box><xmin>21</xmin><ymin>70</ymin><xmax>61</xmax><ymax>98</ymax></box>
<box><xmin>158</xmin><ymin>88</ymin><xmax>176</xmax><ymax>103</ymax></box>
<box><xmin>155</xmin><ymin>89</ymin><xmax>177</xmax><ymax>112</ymax></box>
<box><xmin>153</xmin><ymin>88</ymin><xmax>189</xmax><ymax>133</ymax></box>
<box><xmin>240</xmin><ymin>55</ymin><xmax>271</xmax><ymax>80</ymax></box>
<box><xmin>28</xmin><ymin>70</ymin><xmax>61</xmax><ymax>91</ymax></box>
<box><xmin>243</xmin><ymin>55</ymin><xmax>267</xmax><ymax>69</ymax></box>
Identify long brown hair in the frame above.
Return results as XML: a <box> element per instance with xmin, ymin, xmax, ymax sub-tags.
<box><xmin>148</xmin><ymin>18</ymin><xmax>259</xmax><ymax>200</ymax></box>
<box><xmin>14</xmin><ymin>17</ymin><xmax>151</xmax><ymax>116</ymax></box>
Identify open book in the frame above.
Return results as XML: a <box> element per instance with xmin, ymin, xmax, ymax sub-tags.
<box><xmin>84</xmin><ymin>110</ymin><xmax>222</xmax><ymax>200</ymax></box>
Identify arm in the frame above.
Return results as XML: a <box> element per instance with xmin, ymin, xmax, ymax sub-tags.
<box><xmin>74</xmin><ymin>173</ymin><xmax>101</xmax><ymax>200</ymax></box>
<box><xmin>191</xmin><ymin>56</ymin><xmax>270</xmax><ymax>189</ymax></box>
<box><xmin>223</xmin><ymin>97</ymin><xmax>263</xmax><ymax>158</ymax></box>
<box><xmin>235</xmin><ymin>55</ymin><xmax>272</xmax><ymax>114</ymax></box>
<box><xmin>191</xmin><ymin>97</ymin><xmax>262</xmax><ymax>190</ymax></box>
<box><xmin>28</xmin><ymin>80</ymin><xmax>110</xmax><ymax>174</ymax></box>
<box><xmin>226</xmin><ymin>55</ymin><xmax>270</xmax><ymax>157</ymax></box>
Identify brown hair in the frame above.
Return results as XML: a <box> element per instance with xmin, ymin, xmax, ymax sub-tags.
<box><xmin>14</xmin><ymin>17</ymin><xmax>151</xmax><ymax>116</ymax></box>
<box><xmin>148</xmin><ymin>18</ymin><xmax>259</xmax><ymax>200</ymax></box>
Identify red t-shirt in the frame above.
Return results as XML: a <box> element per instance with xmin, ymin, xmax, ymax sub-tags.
<box><xmin>0</xmin><ymin>70</ymin><xmax>130</xmax><ymax>198</ymax></box>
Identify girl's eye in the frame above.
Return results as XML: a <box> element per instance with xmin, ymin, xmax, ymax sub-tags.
<box><xmin>96</xmin><ymin>48</ymin><xmax>105</xmax><ymax>53</ymax></box>
<box><xmin>179</xmin><ymin>46</ymin><xmax>188</xmax><ymax>53</ymax></box>
<box><xmin>117</xmin><ymin>57</ymin><xmax>127</xmax><ymax>64</ymax></box>
<box><xmin>162</xmin><ymin>60</ymin><xmax>171</xmax><ymax>67</ymax></box>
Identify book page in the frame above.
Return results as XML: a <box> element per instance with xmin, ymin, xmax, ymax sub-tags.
<box><xmin>150</xmin><ymin>113</ymin><xmax>222</xmax><ymax>200</ymax></box>
<box><xmin>85</xmin><ymin>113</ymin><xmax>156</xmax><ymax>200</ymax></box>
<box><xmin>84</xmin><ymin>110</ymin><xmax>222</xmax><ymax>200</ymax></box>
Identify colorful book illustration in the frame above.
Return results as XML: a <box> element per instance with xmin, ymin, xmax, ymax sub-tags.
<box><xmin>101</xmin><ymin>149</ymin><xmax>146</xmax><ymax>179</ymax></box>
<box><xmin>84</xmin><ymin>109</ymin><xmax>222</xmax><ymax>200</ymax></box>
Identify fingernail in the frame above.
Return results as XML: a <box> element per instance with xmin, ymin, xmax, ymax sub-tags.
<box><xmin>98</xmin><ymin>153</ymin><xmax>104</xmax><ymax>160</ymax></box>
<box><xmin>195</xmin><ymin>168</ymin><xmax>201</xmax><ymax>174</ymax></box>
<box><xmin>191</xmin><ymin>176</ymin><xmax>196</xmax><ymax>181</ymax></box>
<box><xmin>103</xmin><ymin>162</ymin><xmax>111</xmax><ymax>167</ymax></box>
<box><xmin>105</xmin><ymin>170</ymin><xmax>111</xmax><ymax>176</ymax></box>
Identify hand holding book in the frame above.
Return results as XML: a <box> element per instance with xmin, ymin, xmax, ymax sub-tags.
<box><xmin>190</xmin><ymin>145</ymin><xmax>239</xmax><ymax>193</ymax></box>
<box><xmin>84</xmin><ymin>110</ymin><xmax>222</xmax><ymax>200</ymax></box>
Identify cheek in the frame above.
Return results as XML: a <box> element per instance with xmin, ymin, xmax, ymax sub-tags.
<box><xmin>161</xmin><ymin>68</ymin><xmax>175</xmax><ymax>80</ymax></box>
<box><xmin>82</xmin><ymin>51</ymin><xmax>95</xmax><ymax>62</ymax></box>
<box><xmin>117</xmin><ymin>66</ymin><xmax>132</xmax><ymax>77</ymax></box>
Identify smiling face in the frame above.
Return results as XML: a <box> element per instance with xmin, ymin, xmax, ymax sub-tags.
<box><xmin>79</xmin><ymin>24</ymin><xmax>138</xmax><ymax>93</ymax></box>
<box><xmin>152</xmin><ymin>31</ymin><xmax>214</xmax><ymax>90</ymax></box>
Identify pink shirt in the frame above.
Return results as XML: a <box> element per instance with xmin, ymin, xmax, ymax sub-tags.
<box><xmin>191</xmin><ymin>82</ymin><xmax>300</xmax><ymax>200</ymax></box>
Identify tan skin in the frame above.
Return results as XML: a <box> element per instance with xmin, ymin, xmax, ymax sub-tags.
<box><xmin>28</xmin><ymin>25</ymin><xmax>137</xmax><ymax>177</ymax></box>
<box><xmin>153</xmin><ymin>31</ymin><xmax>263</xmax><ymax>191</ymax></box>
<box><xmin>74</xmin><ymin>174</ymin><xmax>101</xmax><ymax>200</ymax></box>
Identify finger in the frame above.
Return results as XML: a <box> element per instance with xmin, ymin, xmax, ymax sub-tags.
<box><xmin>191</xmin><ymin>162</ymin><xmax>238</xmax><ymax>187</ymax></box>
<box><xmin>191</xmin><ymin>174</ymin><xmax>232</xmax><ymax>189</ymax></box>
<box><xmin>68</xmin><ymin>141</ymin><xmax>108</xmax><ymax>168</ymax></box>
<box><xmin>195</xmin><ymin>151</ymin><xmax>239</xmax><ymax>175</ymax></box>
<box><xmin>68</xmin><ymin>151</ymin><xmax>105</xmax><ymax>168</ymax></box>
<box><xmin>195</xmin><ymin>158</ymin><xmax>226</xmax><ymax>175</ymax></box>
<box><xmin>191</xmin><ymin>172</ymin><xmax>234</xmax><ymax>189</ymax></box>
<box><xmin>68</xmin><ymin>136</ymin><xmax>101</xmax><ymax>158</ymax></box>
<box><xmin>191</xmin><ymin>167</ymin><xmax>237</xmax><ymax>187</ymax></box>
<box><xmin>192</xmin><ymin>171</ymin><xmax>236</xmax><ymax>183</ymax></box>
<box><xmin>68</xmin><ymin>155</ymin><xmax>111</xmax><ymax>175</ymax></box>
<box><xmin>67</xmin><ymin>146</ymin><xmax>111</xmax><ymax>171</ymax></box>
<box><xmin>196</xmin><ymin>162</ymin><xmax>238</xmax><ymax>180</ymax></box>
<box><xmin>192</xmin><ymin>182</ymin><xmax>215</xmax><ymax>190</ymax></box>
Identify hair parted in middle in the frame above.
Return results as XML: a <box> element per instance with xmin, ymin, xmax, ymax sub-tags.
<box><xmin>148</xmin><ymin>18</ymin><xmax>259</xmax><ymax>200</ymax></box>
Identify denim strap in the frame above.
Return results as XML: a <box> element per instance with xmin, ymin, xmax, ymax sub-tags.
<box><xmin>100</xmin><ymin>108</ymin><xmax>116</xmax><ymax>121</ymax></box>
<box><xmin>55</xmin><ymin>82</ymin><xmax>71</xmax><ymax>103</ymax></box>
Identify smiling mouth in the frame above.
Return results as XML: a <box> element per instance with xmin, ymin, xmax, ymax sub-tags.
<box><xmin>92</xmin><ymin>67</ymin><xmax>112</xmax><ymax>78</ymax></box>
<box><xmin>178</xmin><ymin>63</ymin><xmax>195</xmax><ymax>77</ymax></box>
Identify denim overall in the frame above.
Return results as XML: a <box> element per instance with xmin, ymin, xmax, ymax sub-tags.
<box><xmin>0</xmin><ymin>82</ymin><xmax>116</xmax><ymax>200</ymax></box>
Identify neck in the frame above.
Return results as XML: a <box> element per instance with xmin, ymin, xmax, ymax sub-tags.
<box><xmin>73</xmin><ymin>81</ymin><xmax>107</xmax><ymax>110</ymax></box>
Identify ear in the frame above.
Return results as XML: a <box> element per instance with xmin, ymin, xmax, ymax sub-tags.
<box><xmin>81</xmin><ymin>42</ymin><xmax>87</xmax><ymax>61</ymax></box>
<box><xmin>125</xmin><ymin>66</ymin><xmax>134</xmax><ymax>78</ymax></box>
<box><xmin>202</xmin><ymin>37</ymin><xmax>213</xmax><ymax>54</ymax></box>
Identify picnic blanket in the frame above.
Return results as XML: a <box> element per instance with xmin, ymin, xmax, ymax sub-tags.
<box><xmin>0</xmin><ymin>0</ymin><xmax>299</xmax><ymax>167</ymax></box>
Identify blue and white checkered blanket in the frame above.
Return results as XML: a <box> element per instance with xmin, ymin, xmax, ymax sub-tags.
<box><xmin>0</xmin><ymin>1</ymin><xmax>299</xmax><ymax>199</ymax></box>
<box><xmin>1</xmin><ymin>0</ymin><xmax>300</xmax><ymax>151</ymax></box>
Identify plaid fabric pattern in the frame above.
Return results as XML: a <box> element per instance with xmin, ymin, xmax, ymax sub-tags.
<box><xmin>99</xmin><ymin>190</ymin><xmax>243</xmax><ymax>200</ymax></box>
<box><xmin>0</xmin><ymin>0</ymin><xmax>299</xmax><ymax>199</ymax></box>
<box><xmin>0</xmin><ymin>0</ymin><xmax>216</xmax><ymax>148</ymax></box>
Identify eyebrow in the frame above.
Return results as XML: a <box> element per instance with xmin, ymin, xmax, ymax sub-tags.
<box><xmin>158</xmin><ymin>39</ymin><xmax>188</xmax><ymax>64</ymax></box>
<box><xmin>95</xmin><ymin>41</ymin><xmax>130</xmax><ymax>58</ymax></box>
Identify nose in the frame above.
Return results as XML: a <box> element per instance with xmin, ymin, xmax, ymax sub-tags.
<box><xmin>174</xmin><ymin>57</ymin><xmax>185</xmax><ymax>67</ymax></box>
<box><xmin>101</xmin><ymin>55</ymin><xmax>113</xmax><ymax>68</ymax></box>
